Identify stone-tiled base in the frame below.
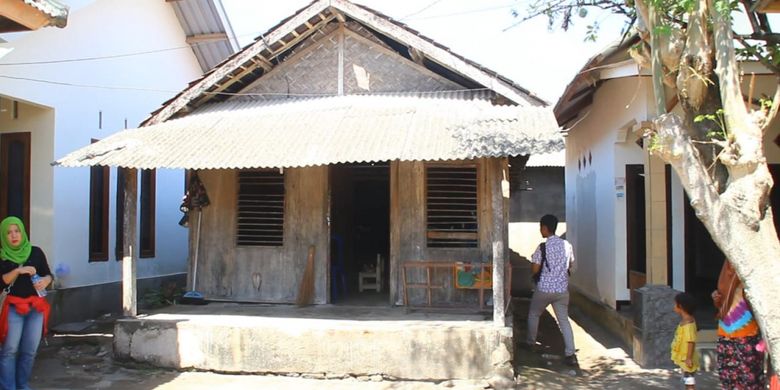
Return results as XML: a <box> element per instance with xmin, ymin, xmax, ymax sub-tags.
<box><xmin>632</xmin><ymin>285</ymin><xmax>680</xmax><ymax>368</ymax></box>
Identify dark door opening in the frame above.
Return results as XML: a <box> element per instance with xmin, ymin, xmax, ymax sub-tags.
<box><xmin>626</xmin><ymin>164</ymin><xmax>646</xmax><ymax>303</ymax></box>
<box><xmin>684</xmin><ymin>192</ymin><xmax>723</xmax><ymax>328</ymax></box>
<box><xmin>0</xmin><ymin>132</ymin><xmax>31</xmax><ymax>233</ymax></box>
<box><xmin>330</xmin><ymin>163</ymin><xmax>389</xmax><ymax>305</ymax></box>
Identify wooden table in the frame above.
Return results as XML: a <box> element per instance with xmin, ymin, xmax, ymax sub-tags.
<box><xmin>401</xmin><ymin>261</ymin><xmax>512</xmax><ymax>310</ymax></box>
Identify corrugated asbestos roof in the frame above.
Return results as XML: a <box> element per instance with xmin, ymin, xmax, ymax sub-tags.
<box><xmin>170</xmin><ymin>0</ymin><xmax>238</xmax><ymax>72</ymax></box>
<box><xmin>54</xmin><ymin>94</ymin><xmax>562</xmax><ymax>170</ymax></box>
<box><xmin>23</xmin><ymin>0</ymin><xmax>68</xmax><ymax>27</ymax></box>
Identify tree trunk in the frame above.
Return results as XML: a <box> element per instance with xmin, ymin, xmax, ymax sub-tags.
<box><xmin>652</xmin><ymin>110</ymin><xmax>780</xmax><ymax>369</ymax></box>
<box><xmin>636</xmin><ymin>0</ymin><xmax>780</xmax><ymax>369</ymax></box>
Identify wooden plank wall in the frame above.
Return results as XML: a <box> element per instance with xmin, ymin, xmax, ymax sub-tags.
<box><xmin>389</xmin><ymin>158</ymin><xmax>506</xmax><ymax>306</ymax></box>
<box><xmin>193</xmin><ymin>167</ymin><xmax>329</xmax><ymax>303</ymax></box>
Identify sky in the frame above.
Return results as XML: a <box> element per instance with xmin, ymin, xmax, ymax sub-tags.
<box><xmin>220</xmin><ymin>0</ymin><xmax>630</xmax><ymax>104</ymax></box>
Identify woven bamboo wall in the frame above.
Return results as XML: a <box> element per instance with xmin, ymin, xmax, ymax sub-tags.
<box><xmin>239</xmin><ymin>22</ymin><xmax>461</xmax><ymax>97</ymax></box>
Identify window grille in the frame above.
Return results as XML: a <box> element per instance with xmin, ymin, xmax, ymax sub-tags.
<box><xmin>426</xmin><ymin>165</ymin><xmax>478</xmax><ymax>248</ymax></box>
<box><xmin>237</xmin><ymin>170</ymin><xmax>285</xmax><ymax>246</ymax></box>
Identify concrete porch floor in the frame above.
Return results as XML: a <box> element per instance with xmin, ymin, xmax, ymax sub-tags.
<box><xmin>114</xmin><ymin>302</ymin><xmax>512</xmax><ymax>381</ymax></box>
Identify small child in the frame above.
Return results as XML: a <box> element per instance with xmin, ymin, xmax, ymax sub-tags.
<box><xmin>671</xmin><ymin>292</ymin><xmax>700</xmax><ymax>389</ymax></box>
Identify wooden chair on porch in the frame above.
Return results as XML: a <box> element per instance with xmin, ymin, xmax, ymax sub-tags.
<box><xmin>358</xmin><ymin>254</ymin><xmax>382</xmax><ymax>292</ymax></box>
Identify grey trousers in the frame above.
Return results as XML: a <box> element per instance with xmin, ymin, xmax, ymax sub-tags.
<box><xmin>526</xmin><ymin>290</ymin><xmax>576</xmax><ymax>357</ymax></box>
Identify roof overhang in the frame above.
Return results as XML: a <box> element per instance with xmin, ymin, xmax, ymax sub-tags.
<box><xmin>54</xmin><ymin>94</ymin><xmax>563</xmax><ymax>170</ymax></box>
<box><xmin>0</xmin><ymin>0</ymin><xmax>68</xmax><ymax>33</ymax></box>
<box><xmin>554</xmin><ymin>34</ymin><xmax>643</xmax><ymax>129</ymax></box>
<box><xmin>753</xmin><ymin>0</ymin><xmax>780</xmax><ymax>13</ymax></box>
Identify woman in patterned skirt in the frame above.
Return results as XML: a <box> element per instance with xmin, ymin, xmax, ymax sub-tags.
<box><xmin>711</xmin><ymin>261</ymin><xmax>765</xmax><ymax>389</ymax></box>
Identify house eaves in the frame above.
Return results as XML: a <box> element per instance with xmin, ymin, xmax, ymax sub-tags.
<box><xmin>554</xmin><ymin>34</ymin><xmax>640</xmax><ymax>129</ymax></box>
<box><xmin>753</xmin><ymin>0</ymin><xmax>780</xmax><ymax>13</ymax></box>
<box><xmin>0</xmin><ymin>0</ymin><xmax>68</xmax><ymax>33</ymax></box>
<box><xmin>142</xmin><ymin>0</ymin><xmax>547</xmax><ymax>127</ymax></box>
<box><xmin>169</xmin><ymin>0</ymin><xmax>239</xmax><ymax>73</ymax></box>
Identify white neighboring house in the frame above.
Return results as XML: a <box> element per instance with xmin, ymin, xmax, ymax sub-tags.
<box><xmin>0</xmin><ymin>0</ymin><xmax>237</xmax><ymax>324</ymax></box>
<box><xmin>554</xmin><ymin>36</ymin><xmax>780</xmax><ymax>344</ymax></box>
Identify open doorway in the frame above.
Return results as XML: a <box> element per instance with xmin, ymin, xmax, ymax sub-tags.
<box><xmin>625</xmin><ymin>164</ymin><xmax>646</xmax><ymax>304</ymax></box>
<box><xmin>330</xmin><ymin>163</ymin><xmax>390</xmax><ymax>305</ymax></box>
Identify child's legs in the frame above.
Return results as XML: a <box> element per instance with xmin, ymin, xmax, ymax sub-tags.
<box><xmin>682</xmin><ymin>371</ymin><xmax>695</xmax><ymax>389</ymax></box>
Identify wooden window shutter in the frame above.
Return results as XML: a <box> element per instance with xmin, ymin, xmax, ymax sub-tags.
<box><xmin>88</xmin><ymin>139</ymin><xmax>109</xmax><ymax>261</ymax></box>
<box><xmin>140</xmin><ymin>169</ymin><xmax>156</xmax><ymax>258</ymax></box>
<box><xmin>237</xmin><ymin>170</ymin><xmax>285</xmax><ymax>246</ymax></box>
<box><xmin>426</xmin><ymin>165</ymin><xmax>478</xmax><ymax>248</ymax></box>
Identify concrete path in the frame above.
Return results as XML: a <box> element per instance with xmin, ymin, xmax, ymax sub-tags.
<box><xmin>512</xmin><ymin>298</ymin><xmax>720</xmax><ymax>389</ymax></box>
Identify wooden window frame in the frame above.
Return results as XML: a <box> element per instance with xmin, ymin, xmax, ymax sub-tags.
<box><xmin>88</xmin><ymin>139</ymin><xmax>110</xmax><ymax>262</ymax></box>
<box><xmin>425</xmin><ymin>162</ymin><xmax>479</xmax><ymax>248</ymax></box>
<box><xmin>0</xmin><ymin>132</ymin><xmax>31</xmax><ymax>233</ymax></box>
<box><xmin>140</xmin><ymin>169</ymin><xmax>156</xmax><ymax>258</ymax></box>
<box><xmin>115</xmin><ymin>168</ymin><xmax>125</xmax><ymax>260</ymax></box>
<box><xmin>236</xmin><ymin>169</ymin><xmax>285</xmax><ymax>247</ymax></box>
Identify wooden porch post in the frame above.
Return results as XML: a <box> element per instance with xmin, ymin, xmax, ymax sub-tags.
<box><xmin>491</xmin><ymin>158</ymin><xmax>509</xmax><ymax>326</ymax></box>
<box><xmin>122</xmin><ymin>168</ymin><xmax>138</xmax><ymax>317</ymax></box>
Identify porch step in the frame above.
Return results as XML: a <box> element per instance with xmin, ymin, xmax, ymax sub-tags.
<box><xmin>114</xmin><ymin>307</ymin><xmax>511</xmax><ymax>380</ymax></box>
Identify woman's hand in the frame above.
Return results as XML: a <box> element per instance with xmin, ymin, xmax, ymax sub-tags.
<box><xmin>32</xmin><ymin>275</ymin><xmax>50</xmax><ymax>291</ymax></box>
<box><xmin>711</xmin><ymin>290</ymin><xmax>722</xmax><ymax>305</ymax></box>
<box><xmin>685</xmin><ymin>357</ymin><xmax>693</xmax><ymax>369</ymax></box>
<box><xmin>17</xmin><ymin>266</ymin><xmax>36</xmax><ymax>276</ymax></box>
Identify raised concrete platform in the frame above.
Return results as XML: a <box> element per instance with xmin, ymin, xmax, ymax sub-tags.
<box><xmin>114</xmin><ymin>303</ymin><xmax>512</xmax><ymax>380</ymax></box>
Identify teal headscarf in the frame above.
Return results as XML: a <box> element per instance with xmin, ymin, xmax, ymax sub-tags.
<box><xmin>0</xmin><ymin>217</ymin><xmax>31</xmax><ymax>265</ymax></box>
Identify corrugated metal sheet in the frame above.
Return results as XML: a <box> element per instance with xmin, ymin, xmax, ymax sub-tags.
<box><xmin>22</xmin><ymin>0</ymin><xmax>68</xmax><ymax>28</ymax></box>
<box><xmin>170</xmin><ymin>0</ymin><xmax>238</xmax><ymax>72</ymax></box>
<box><xmin>55</xmin><ymin>94</ymin><xmax>562</xmax><ymax>170</ymax></box>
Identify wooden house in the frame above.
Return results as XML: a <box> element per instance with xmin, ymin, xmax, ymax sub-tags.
<box><xmin>56</xmin><ymin>0</ymin><xmax>562</xmax><ymax>323</ymax></box>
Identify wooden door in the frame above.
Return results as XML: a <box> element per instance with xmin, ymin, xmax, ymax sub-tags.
<box><xmin>0</xmin><ymin>132</ymin><xmax>31</xmax><ymax>233</ymax></box>
<box><xmin>626</xmin><ymin>164</ymin><xmax>646</xmax><ymax>299</ymax></box>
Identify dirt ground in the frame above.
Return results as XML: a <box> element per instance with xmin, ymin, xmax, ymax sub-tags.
<box><xmin>511</xmin><ymin>298</ymin><xmax>720</xmax><ymax>389</ymax></box>
<box><xmin>26</xmin><ymin>300</ymin><xmax>720</xmax><ymax>390</ymax></box>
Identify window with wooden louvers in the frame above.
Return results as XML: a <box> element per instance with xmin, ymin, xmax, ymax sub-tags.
<box><xmin>426</xmin><ymin>165</ymin><xmax>478</xmax><ymax>248</ymax></box>
<box><xmin>237</xmin><ymin>170</ymin><xmax>285</xmax><ymax>246</ymax></box>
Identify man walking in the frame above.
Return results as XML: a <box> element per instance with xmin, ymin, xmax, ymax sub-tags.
<box><xmin>525</xmin><ymin>214</ymin><xmax>577</xmax><ymax>366</ymax></box>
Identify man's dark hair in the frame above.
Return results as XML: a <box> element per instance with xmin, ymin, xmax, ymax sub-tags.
<box><xmin>675</xmin><ymin>292</ymin><xmax>697</xmax><ymax>315</ymax></box>
<box><xmin>540</xmin><ymin>214</ymin><xmax>558</xmax><ymax>234</ymax></box>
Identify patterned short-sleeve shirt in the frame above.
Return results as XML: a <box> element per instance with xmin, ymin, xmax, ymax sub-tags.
<box><xmin>531</xmin><ymin>235</ymin><xmax>574</xmax><ymax>293</ymax></box>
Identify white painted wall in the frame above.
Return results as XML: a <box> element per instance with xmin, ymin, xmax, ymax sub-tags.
<box><xmin>565</xmin><ymin>76</ymin><xmax>651</xmax><ymax>307</ymax></box>
<box><xmin>567</xmin><ymin>70</ymin><xmax>780</xmax><ymax>307</ymax></box>
<box><xmin>0</xmin><ymin>0</ymin><xmax>202</xmax><ymax>288</ymax></box>
<box><xmin>0</xmin><ymin>99</ymin><xmax>55</xmax><ymax>256</ymax></box>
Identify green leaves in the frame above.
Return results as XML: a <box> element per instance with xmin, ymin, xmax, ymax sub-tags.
<box><xmin>694</xmin><ymin>109</ymin><xmax>728</xmax><ymax>140</ymax></box>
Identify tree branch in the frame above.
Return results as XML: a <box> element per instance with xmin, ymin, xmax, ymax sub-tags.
<box><xmin>677</xmin><ymin>0</ymin><xmax>712</xmax><ymax>110</ymax></box>
<box><xmin>761</xmin><ymin>78</ymin><xmax>780</xmax><ymax>133</ymax></box>
<box><xmin>734</xmin><ymin>35</ymin><xmax>780</xmax><ymax>75</ymax></box>
<box><xmin>740</xmin><ymin>0</ymin><xmax>763</xmax><ymax>34</ymax></box>
<box><xmin>711</xmin><ymin>3</ymin><xmax>756</xmax><ymax>142</ymax></box>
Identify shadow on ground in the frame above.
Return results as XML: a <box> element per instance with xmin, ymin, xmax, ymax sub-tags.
<box><xmin>511</xmin><ymin>297</ymin><xmax>719</xmax><ymax>390</ymax></box>
<box><xmin>30</xmin><ymin>316</ymin><xmax>181</xmax><ymax>390</ymax></box>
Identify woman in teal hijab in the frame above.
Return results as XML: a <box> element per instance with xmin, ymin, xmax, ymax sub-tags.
<box><xmin>0</xmin><ymin>216</ymin><xmax>52</xmax><ymax>390</ymax></box>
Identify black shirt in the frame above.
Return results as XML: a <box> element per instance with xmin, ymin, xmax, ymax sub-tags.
<box><xmin>0</xmin><ymin>246</ymin><xmax>53</xmax><ymax>298</ymax></box>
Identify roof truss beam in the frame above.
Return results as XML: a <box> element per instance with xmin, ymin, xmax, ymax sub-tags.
<box><xmin>193</xmin><ymin>13</ymin><xmax>336</xmax><ymax>106</ymax></box>
<box><xmin>185</xmin><ymin>32</ymin><xmax>229</xmax><ymax>45</ymax></box>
